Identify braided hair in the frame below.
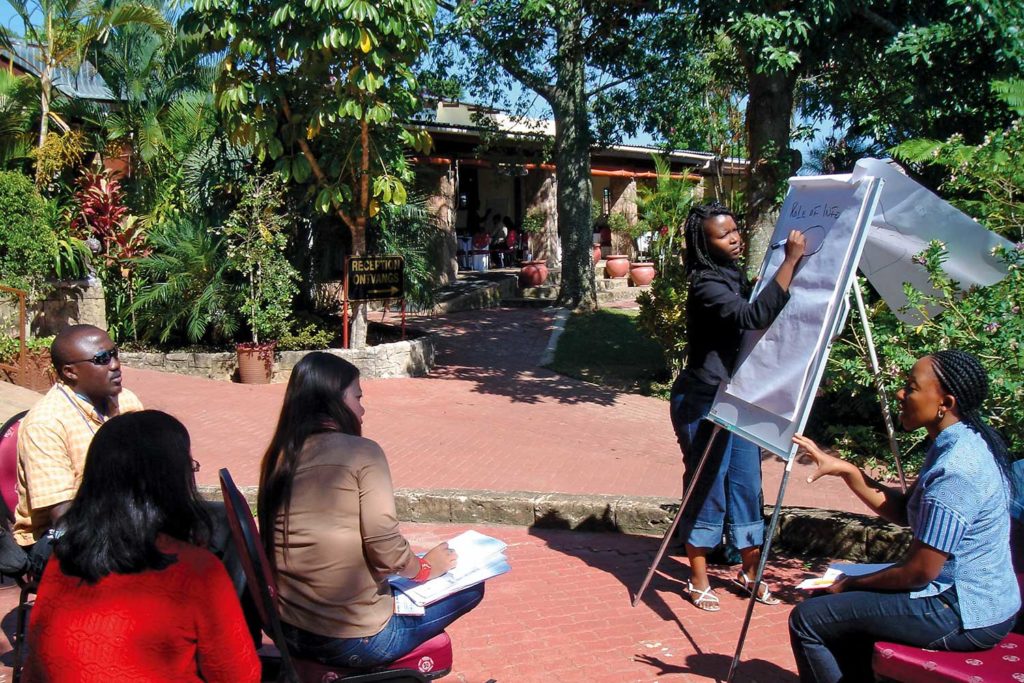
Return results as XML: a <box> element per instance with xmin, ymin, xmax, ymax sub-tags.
<box><xmin>683</xmin><ymin>202</ymin><xmax>749</xmax><ymax>294</ymax></box>
<box><xmin>930</xmin><ymin>350</ymin><xmax>1014</xmax><ymax>490</ymax></box>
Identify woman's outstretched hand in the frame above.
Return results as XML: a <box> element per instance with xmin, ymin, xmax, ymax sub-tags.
<box><xmin>423</xmin><ymin>542</ymin><xmax>457</xmax><ymax>578</ymax></box>
<box><xmin>792</xmin><ymin>434</ymin><xmax>858</xmax><ymax>483</ymax></box>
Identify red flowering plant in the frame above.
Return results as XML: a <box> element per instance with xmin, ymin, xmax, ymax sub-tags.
<box><xmin>71</xmin><ymin>169</ymin><xmax>150</xmax><ymax>340</ymax></box>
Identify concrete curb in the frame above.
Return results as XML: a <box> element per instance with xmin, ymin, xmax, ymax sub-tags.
<box><xmin>538</xmin><ymin>308</ymin><xmax>571</xmax><ymax>367</ymax></box>
<box><xmin>198</xmin><ymin>485</ymin><xmax>911</xmax><ymax>564</ymax></box>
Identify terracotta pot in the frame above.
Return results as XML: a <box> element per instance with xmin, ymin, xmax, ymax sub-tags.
<box><xmin>629</xmin><ymin>262</ymin><xmax>657</xmax><ymax>286</ymax></box>
<box><xmin>604</xmin><ymin>254</ymin><xmax>630</xmax><ymax>278</ymax></box>
<box><xmin>592</xmin><ymin>244</ymin><xmax>602</xmax><ymax>265</ymax></box>
<box><xmin>518</xmin><ymin>260</ymin><xmax>549</xmax><ymax>288</ymax></box>
<box><xmin>236</xmin><ymin>342</ymin><xmax>276</xmax><ymax>384</ymax></box>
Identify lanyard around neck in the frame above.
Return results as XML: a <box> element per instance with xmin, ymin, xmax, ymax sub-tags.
<box><xmin>57</xmin><ymin>385</ymin><xmax>103</xmax><ymax>435</ymax></box>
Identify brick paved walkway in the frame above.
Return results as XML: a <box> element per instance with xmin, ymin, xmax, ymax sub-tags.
<box><xmin>120</xmin><ymin>307</ymin><xmax>869</xmax><ymax>514</ymax></box>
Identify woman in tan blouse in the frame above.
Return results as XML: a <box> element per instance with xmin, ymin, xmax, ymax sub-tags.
<box><xmin>258</xmin><ymin>353</ymin><xmax>484</xmax><ymax>669</ymax></box>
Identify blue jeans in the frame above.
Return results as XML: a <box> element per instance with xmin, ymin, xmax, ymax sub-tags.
<box><xmin>670</xmin><ymin>373</ymin><xmax>764</xmax><ymax>550</ymax></box>
<box><xmin>282</xmin><ymin>583</ymin><xmax>484</xmax><ymax>669</ymax></box>
<box><xmin>789</xmin><ymin>586</ymin><xmax>1015</xmax><ymax>683</ymax></box>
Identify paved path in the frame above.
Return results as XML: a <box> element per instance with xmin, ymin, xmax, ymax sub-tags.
<box><xmin>117</xmin><ymin>307</ymin><xmax>868</xmax><ymax>514</ymax></box>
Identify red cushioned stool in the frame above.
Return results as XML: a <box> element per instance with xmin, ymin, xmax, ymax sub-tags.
<box><xmin>873</xmin><ymin>636</ymin><xmax>1024</xmax><ymax>682</ymax></box>
<box><xmin>873</xmin><ymin>535</ymin><xmax>1024</xmax><ymax>682</ymax></box>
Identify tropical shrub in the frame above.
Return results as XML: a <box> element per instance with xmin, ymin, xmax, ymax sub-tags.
<box><xmin>632</xmin><ymin>155</ymin><xmax>697</xmax><ymax>264</ymax></box>
<box><xmin>220</xmin><ymin>173</ymin><xmax>299</xmax><ymax>344</ymax></box>
<box><xmin>0</xmin><ymin>171</ymin><xmax>56</xmax><ymax>293</ymax></box>
<box><xmin>892</xmin><ymin>79</ymin><xmax>1024</xmax><ymax>242</ymax></box>
<box><xmin>636</xmin><ymin>256</ymin><xmax>688</xmax><ymax>375</ymax></box>
<box><xmin>370</xmin><ymin>196</ymin><xmax>443</xmax><ymax>310</ymax></box>
<box><xmin>812</xmin><ymin>242</ymin><xmax>1024</xmax><ymax>476</ymax></box>
<box><xmin>132</xmin><ymin>216</ymin><xmax>239</xmax><ymax>344</ymax></box>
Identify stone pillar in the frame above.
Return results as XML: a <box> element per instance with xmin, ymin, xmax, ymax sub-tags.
<box><xmin>31</xmin><ymin>277</ymin><xmax>108</xmax><ymax>337</ymax></box>
<box><xmin>609</xmin><ymin>176</ymin><xmax>638</xmax><ymax>256</ymax></box>
<box><xmin>421</xmin><ymin>164</ymin><xmax>458</xmax><ymax>285</ymax></box>
<box><xmin>524</xmin><ymin>170</ymin><xmax>559</xmax><ymax>267</ymax></box>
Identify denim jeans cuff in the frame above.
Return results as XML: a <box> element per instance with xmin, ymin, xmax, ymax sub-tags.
<box><xmin>726</xmin><ymin>520</ymin><xmax>764</xmax><ymax>551</ymax></box>
<box><xmin>686</xmin><ymin>522</ymin><xmax>724</xmax><ymax>549</ymax></box>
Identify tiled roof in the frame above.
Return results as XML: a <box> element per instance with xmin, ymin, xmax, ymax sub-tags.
<box><xmin>1</xmin><ymin>40</ymin><xmax>115</xmax><ymax>101</ymax></box>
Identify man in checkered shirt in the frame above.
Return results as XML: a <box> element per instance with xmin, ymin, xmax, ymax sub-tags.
<box><xmin>14</xmin><ymin>325</ymin><xmax>143</xmax><ymax>572</ymax></box>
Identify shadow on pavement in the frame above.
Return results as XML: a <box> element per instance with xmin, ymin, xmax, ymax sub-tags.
<box><xmin>635</xmin><ymin>651</ymin><xmax>799</xmax><ymax>682</ymax></box>
<box><xmin>419</xmin><ymin>309</ymin><xmax>624</xmax><ymax>407</ymax></box>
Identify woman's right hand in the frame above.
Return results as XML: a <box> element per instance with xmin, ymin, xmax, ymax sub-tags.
<box><xmin>423</xmin><ymin>542</ymin><xmax>457</xmax><ymax>578</ymax></box>
<box><xmin>792</xmin><ymin>434</ymin><xmax>857</xmax><ymax>483</ymax></box>
<box><xmin>783</xmin><ymin>229</ymin><xmax>807</xmax><ymax>263</ymax></box>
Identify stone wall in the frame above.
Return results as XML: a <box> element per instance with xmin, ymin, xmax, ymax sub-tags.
<box><xmin>0</xmin><ymin>278</ymin><xmax>107</xmax><ymax>338</ymax></box>
<box><xmin>121</xmin><ymin>331</ymin><xmax>435</xmax><ymax>382</ymax></box>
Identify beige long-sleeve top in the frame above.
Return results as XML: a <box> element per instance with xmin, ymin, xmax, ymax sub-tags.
<box><xmin>273</xmin><ymin>432</ymin><xmax>414</xmax><ymax>638</ymax></box>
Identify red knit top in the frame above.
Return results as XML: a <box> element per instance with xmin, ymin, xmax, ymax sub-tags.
<box><xmin>24</xmin><ymin>536</ymin><xmax>260</xmax><ymax>682</ymax></box>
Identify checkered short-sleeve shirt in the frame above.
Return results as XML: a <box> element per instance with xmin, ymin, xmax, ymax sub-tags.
<box><xmin>14</xmin><ymin>383</ymin><xmax>143</xmax><ymax>545</ymax></box>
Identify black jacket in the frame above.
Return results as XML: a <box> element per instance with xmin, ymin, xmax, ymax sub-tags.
<box><xmin>684</xmin><ymin>265</ymin><xmax>790</xmax><ymax>386</ymax></box>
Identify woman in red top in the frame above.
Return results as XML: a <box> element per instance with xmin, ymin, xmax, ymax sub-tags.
<box><xmin>24</xmin><ymin>410</ymin><xmax>260</xmax><ymax>683</ymax></box>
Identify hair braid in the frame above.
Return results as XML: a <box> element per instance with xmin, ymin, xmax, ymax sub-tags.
<box><xmin>683</xmin><ymin>202</ymin><xmax>738</xmax><ymax>281</ymax></box>
<box><xmin>930</xmin><ymin>350</ymin><xmax>1014</xmax><ymax>492</ymax></box>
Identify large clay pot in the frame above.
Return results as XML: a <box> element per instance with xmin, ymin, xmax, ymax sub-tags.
<box><xmin>629</xmin><ymin>262</ymin><xmax>657</xmax><ymax>286</ymax></box>
<box><xmin>6</xmin><ymin>350</ymin><xmax>56</xmax><ymax>391</ymax></box>
<box><xmin>592</xmin><ymin>244</ymin><xmax>602</xmax><ymax>265</ymax></box>
<box><xmin>518</xmin><ymin>260</ymin><xmax>549</xmax><ymax>288</ymax></box>
<box><xmin>604</xmin><ymin>254</ymin><xmax>630</xmax><ymax>278</ymax></box>
<box><xmin>236</xmin><ymin>342</ymin><xmax>275</xmax><ymax>384</ymax></box>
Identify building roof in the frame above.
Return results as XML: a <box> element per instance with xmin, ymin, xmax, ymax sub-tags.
<box><xmin>1</xmin><ymin>40</ymin><xmax>115</xmax><ymax>102</ymax></box>
<box><xmin>415</xmin><ymin>101</ymin><xmax>747</xmax><ymax>174</ymax></box>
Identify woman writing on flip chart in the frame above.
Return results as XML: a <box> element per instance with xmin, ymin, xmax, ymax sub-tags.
<box><xmin>258</xmin><ymin>353</ymin><xmax>484</xmax><ymax>669</ymax></box>
<box><xmin>670</xmin><ymin>202</ymin><xmax>806</xmax><ymax>611</ymax></box>
<box><xmin>789</xmin><ymin>350</ymin><xmax>1019</xmax><ymax>683</ymax></box>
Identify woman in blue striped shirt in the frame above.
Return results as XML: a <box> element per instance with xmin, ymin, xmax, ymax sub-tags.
<box><xmin>789</xmin><ymin>350</ymin><xmax>1019</xmax><ymax>683</ymax></box>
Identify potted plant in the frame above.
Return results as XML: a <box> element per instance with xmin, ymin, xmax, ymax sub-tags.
<box><xmin>518</xmin><ymin>208</ymin><xmax>548</xmax><ymax>286</ymax></box>
<box><xmin>603</xmin><ymin>212</ymin><xmax>631</xmax><ymax>278</ymax></box>
<box><xmin>222</xmin><ymin>174</ymin><xmax>300</xmax><ymax>384</ymax></box>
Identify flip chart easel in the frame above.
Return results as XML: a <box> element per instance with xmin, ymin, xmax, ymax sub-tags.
<box><xmin>631</xmin><ymin>174</ymin><xmax>898</xmax><ymax>682</ymax></box>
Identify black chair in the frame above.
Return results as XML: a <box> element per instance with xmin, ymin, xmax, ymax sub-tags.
<box><xmin>218</xmin><ymin>468</ymin><xmax>453</xmax><ymax>683</ymax></box>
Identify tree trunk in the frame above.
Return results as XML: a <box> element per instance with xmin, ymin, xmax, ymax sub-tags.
<box><xmin>552</xmin><ymin>1</ymin><xmax>597</xmax><ymax>311</ymax></box>
<box><xmin>742</xmin><ymin>63</ymin><xmax>798</xmax><ymax>268</ymax></box>
<box><xmin>38</xmin><ymin>70</ymin><xmax>51</xmax><ymax>148</ymax></box>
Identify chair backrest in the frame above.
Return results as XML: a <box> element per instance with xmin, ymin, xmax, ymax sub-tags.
<box><xmin>218</xmin><ymin>468</ymin><xmax>299</xmax><ymax>681</ymax></box>
<box><xmin>0</xmin><ymin>411</ymin><xmax>28</xmax><ymax>524</ymax></box>
<box><xmin>506</xmin><ymin>229</ymin><xmax>518</xmax><ymax>249</ymax></box>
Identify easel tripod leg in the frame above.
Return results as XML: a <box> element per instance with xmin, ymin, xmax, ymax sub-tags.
<box><xmin>632</xmin><ymin>424</ymin><xmax>722</xmax><ymax>607</ymax></box>
<box><xmin>726</xmin><ymin>458</ymin><xmax>795</xmax><ymax>683</ymax></box>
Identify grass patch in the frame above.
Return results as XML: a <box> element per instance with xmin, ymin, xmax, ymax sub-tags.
<box><xmin>549</xmin><ymin>308</ymin><xmax>671</xmax><ymax>398</ymax></box>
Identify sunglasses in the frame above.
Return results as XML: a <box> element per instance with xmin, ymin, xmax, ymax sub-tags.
<box><xmin>68</xmin><ymin>347</ymin><xmax>119</xmax><ymax>366</ymax></box>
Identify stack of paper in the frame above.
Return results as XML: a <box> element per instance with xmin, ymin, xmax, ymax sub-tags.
<box><xmin>390</xmin><ymin>530</ymin><xmax>510</xmax><ymax>614</ymax></box>
<box><xmin>796</xmin><ymin>562</ymin><xmax>894</xmax><ymax>590</ymax></box>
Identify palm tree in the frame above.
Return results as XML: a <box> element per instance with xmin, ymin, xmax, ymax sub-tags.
<box><xmin>1</xmin><ymin>0</ymin><xmax>170</xmax><ymax>147</ymax></box>
<box><xmin>0</xmin><ymin>69</ymin><xmax>39</xmax><ymax>170</ymax></box>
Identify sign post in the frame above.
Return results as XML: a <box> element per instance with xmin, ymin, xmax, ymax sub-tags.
<box><xmin>343</xmin><ymin>256</ymin><xmax>406</xmax><ymax>348</ymax></box>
